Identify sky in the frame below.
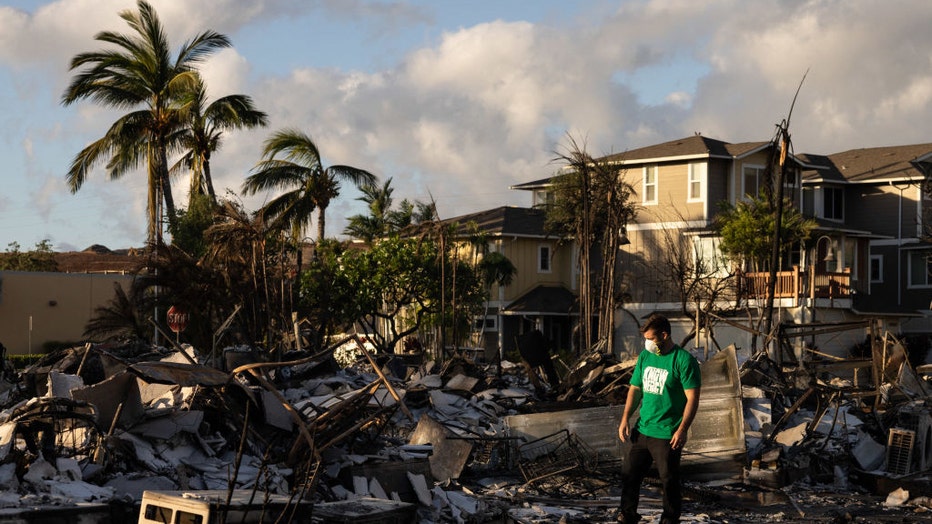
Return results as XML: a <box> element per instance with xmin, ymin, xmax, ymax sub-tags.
<box><xmin>1</xmin><ymin>0</ymin><xmax>932</xmax><ymax>252</ymax></box>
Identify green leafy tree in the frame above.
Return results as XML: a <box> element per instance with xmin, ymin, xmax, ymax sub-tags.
<box><xmin>715</xmin><ymin>193</ymin><xmax>816</xmax><ymax>351</ymax></box>
<box><xmin>243</xmin><ymin>129</ymin><xmax>377</xmax><ymax>244</ymax></box>
<box><xmin>296</xmin><ymin>242</ymin><xmax>357</xmax><ymax>351</ymax></box>
<box><xmin>0</xmin><ymin>240</ymin><xmax>59</xmax><ymax>272</ymax></box>
<box><xmin>298</xmin><ymin>236</ymin><xmax>486</xmax><ymax>354</ymax></box>
<box><xmin>715</xmin><ymin>193</ymin><xmax>816</xmax><ymax>272</ymax></box>
<box><xmin>61</xmin><ymin>0</ymin><xmax>231</xmax><ymax>245</ymax></box>
<box><xmin>169</xmin><ymin>191</ymin><xmax>216</xmax><ymax>258</ymax></box>
<box><xmin>172</xmin><ymin>74</ymin><xmax>268</xmax><ymax>201</ymax></box>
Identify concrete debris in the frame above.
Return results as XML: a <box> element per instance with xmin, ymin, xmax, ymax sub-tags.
<box><xmin>0</xmin><ymin>327</ymin><xmax>926</xmax><ymax>522</ymax></box>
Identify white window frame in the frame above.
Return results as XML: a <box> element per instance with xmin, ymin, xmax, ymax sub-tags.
<box><xmin>869</xmin><ymin>255</ymin><xmax>883</xmax><ymax>283</ymax></box>
<box><xmin>692</xmin><ymin>236</ymin><xmax>728</xmax><ymax>278</ymax></box>
<box><xmin>538</xmin><ymin>244</ymin><xmax>552</xmax><ymax>273</ymax></box>
<box><xmin>642</xmin><ymin>165</ymin><xmax>658</xmax><ymax>205</ymax></box>
<box><xmin>687</xmin><ymin>163</ymin><xmax>702</xmax><ymax>202</ymax></box>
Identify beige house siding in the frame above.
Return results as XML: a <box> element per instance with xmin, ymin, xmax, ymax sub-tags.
<box><xmin>618</xmin><ymin>228</ymin><xmax>681</xmax><ymax>304</ymax></box>
<box><xmin>493</xmin><ymin>237</ymin><xmax>573</xmax><ymax>301</ymax></box>
<box><xmin>0</xmin><ymin>271</ymin><xmax>134</xmax><ymax>354</ymax></box>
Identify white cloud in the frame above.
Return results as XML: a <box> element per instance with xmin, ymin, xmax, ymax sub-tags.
<box><xmin>3</xmin><ymin>0</ymin><xmax>932</xmax><ymax>248</ymax></box>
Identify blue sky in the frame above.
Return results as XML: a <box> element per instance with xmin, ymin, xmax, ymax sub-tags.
<box><xmin>1</xmin><ymin>0</ymin><xmax>931</xmax><ymax>251</ymax></box>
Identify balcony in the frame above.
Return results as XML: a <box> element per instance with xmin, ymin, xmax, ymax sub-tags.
<box><xmin>739</xmin><ymin>266</ymin><xmax>851</xmax><ymax>305</ymax></box>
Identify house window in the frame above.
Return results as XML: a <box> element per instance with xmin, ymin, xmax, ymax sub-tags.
<box><xmin>908</xmin><ymin>250</ymin><xmax>932</xmax><ymax>287</ymax></box>
<box><xmin>742</xmin><ymin>165</ymin><xmax>765</xmax><ymax>199</ymax></box>
<box><xmin>870</xmin><ymin>255</ymin><xmax>883</xmax><ymax>283</ymax></box>
<box><xmin>687</xmin><ymin>164</ymin><xmax>701</xmax><ymax>202</ymax></box>
<box><xmin>538</xmin><ymin>244</ymin><xmax>552</xmax><ymax>273</ymax></box>
<box><xmin>643</xmin><ymin>165</ymin><xmax>658</xmax><ymax>205</ymax></box>
<box><xmin>533</xmin><ymin>189</ymin><xmax>553</xmax><ymax>208</ymax></box>
<box><xmin>473</xmin><ymin>315</ymin><xmax>497</xmax><ymax>332</ymax></box>
<box><xmin>802</xmin><ymin>187</ymin><xmax>815</xmax><ymax>216</ymax></box>
<box><xmin>782</xmin><ymin>168</ymin><xmax>801</xmax><ymax>202</ymax></box>
<box><xmin>692</xmin><ymin>237</ymin><xmax>728</xmax><ymax>278</ymax></box>
<box><xmin>823</xmin><ymin>187</ymin><xmax>844</xmax><ymax>220</ymax></box>
<box><xmin>843</xmin><ymin>238</ymin><xmax>857</xmax><ymax>281</ymax></box>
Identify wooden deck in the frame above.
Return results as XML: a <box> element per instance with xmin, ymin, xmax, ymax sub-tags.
<box><xmin>740</xmin><ymin>266</ymin><xmax>851</xmax><ymax>302</ymax></box>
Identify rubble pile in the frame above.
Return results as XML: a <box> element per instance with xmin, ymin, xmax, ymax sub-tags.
<box><xmin>0</xmin><ymin>331</ymin><xmax>928</xmax><ymax>522</ymax></box>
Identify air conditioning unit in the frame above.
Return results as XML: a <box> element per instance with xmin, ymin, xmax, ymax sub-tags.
<box><xmin>887</xmin><ymin>405</ymin><xmax>932</xmax><ymax>474</ymax></box>
<box><xmin>886</xmin><ymin>428</ymin><xmax>915</xmax><ymax>475</ymax></box>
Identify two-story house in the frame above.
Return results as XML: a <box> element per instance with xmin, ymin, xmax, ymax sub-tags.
<box><xmin>440</xmin><ymin>206</ymin><xmax>577</xmax><ymax>362</ymax></box>
<box><xmin>511</xmin><ymin>134</ymin><xmax>932</xmax><ymax>359</ymax></box>
<box><xmin>799</xmin><ymin>144</ymin><xmax>932</xmax><ymax>328</ymax></box>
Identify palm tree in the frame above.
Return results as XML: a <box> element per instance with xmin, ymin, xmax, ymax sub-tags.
<box><xmin>172</xmin><ymin>74</ymin><xmax>268</xmax><ymax>201</ymax></box>
<box><xmin>61</xmin><ymin>0</ymin><xmax>231</xmax><ymax>245</ymax></box>
<box><xmin>242</xmin><ymin>129</ymin><xmax>377</xmax><ymax>244</ymax></box>
<box><xmin>83</xmin><ymin>282</ymin><xmax>148</xmax><ymax>342</ymax></box>
<box><xmin>344</xmin><ymin>178</ymin><xmax>394</xmax><ymax>242</ymax></box>
<box><xmin>344</xmin><ymin>177</ymin><xmax>428</xmax><ymax>242</ymax></box>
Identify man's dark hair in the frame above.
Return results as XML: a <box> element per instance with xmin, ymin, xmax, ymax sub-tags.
<box><xmin>640</xmin><ymin>314</ymin><xmax>671</xmax><ymax>336</ymax></box>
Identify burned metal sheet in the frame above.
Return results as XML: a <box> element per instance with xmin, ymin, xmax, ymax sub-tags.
<box><xmin>503</xmin><ymin>345</ymin><xmax>746</xmax><ymax>481</ymax></box>
<box><xmin>682</xmin><ymin>345</ymin><xmax>747</xmax><ymax>480</ymax></box>
<box><xmin>71</xmin><ymin>371</ymin><xmax>144</xmax><ymax>430</ymax></box>
<box><xmin>407</xmin><ymin>414</ymin><xmax>473</xmax><ymax>482</ymax></box>
<box><xmin>128</xmin><ymin>362</ymin><xmax>231</xmax><ymax>387</ymax></box>
<box><xmin>504</xmin><ymin>405</ymin><xmax>624</xmax><ymax>464</ymax></box>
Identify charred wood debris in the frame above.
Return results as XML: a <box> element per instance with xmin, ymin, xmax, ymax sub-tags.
<box><xmin>0</xmin><ymin>326</ymin><xmax>929</xmax><ymax>522</ymax></box>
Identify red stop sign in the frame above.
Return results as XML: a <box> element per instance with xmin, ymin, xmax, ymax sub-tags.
<box><xmin>167</xmin><ymin>305</ymin><xmax>189</xmax><ymax>333</ymax></box>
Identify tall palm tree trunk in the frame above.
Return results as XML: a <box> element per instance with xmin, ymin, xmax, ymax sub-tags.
<box><xmin>202</xmin><ymin>154</ymin><xmax>217</xmax><ymax>201</ymax></box>
<box><xmin>316</xmin><ymin>208</ymin><xmax>327</xmax><ymax>243</ymax></box>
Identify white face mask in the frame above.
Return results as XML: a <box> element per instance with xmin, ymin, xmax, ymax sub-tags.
<box><xmin>645</xmin><ymin>338</ymin><xmax>660</xmax><ymax>354</ymax></box>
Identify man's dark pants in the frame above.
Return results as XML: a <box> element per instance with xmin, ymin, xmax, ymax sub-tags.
<box><xmin>620</xmin><ymin>431</ymin><xmax>683</xmax><ymax>524</ymax></box>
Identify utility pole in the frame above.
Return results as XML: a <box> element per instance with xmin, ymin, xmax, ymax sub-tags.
<box><xmin>764</xmin><ymin>70</ymin><xmax>808</xmax><ymax>363</ymax></box>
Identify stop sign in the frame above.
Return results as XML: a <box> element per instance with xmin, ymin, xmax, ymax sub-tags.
<box><xmin>167</xmin><ymin>305</ymin><xmax>189</xmax><ymax>333</ymax></box>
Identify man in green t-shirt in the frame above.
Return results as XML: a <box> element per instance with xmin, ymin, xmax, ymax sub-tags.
<box><xmin>617</xmin><ymin>314</ymin><xmax>701</xmax><ymax>524</ymax></box>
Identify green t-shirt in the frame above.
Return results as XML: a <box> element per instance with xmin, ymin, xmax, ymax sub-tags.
<box><xmin>629</xmin><ymin>344</ymin><xmax>701</xmax><ymax>439</ymax></box>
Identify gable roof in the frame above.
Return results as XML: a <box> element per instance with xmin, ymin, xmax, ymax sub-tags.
<box><xmin>510</xmin><ymin>135</ymin><xmax>770</xmax><ymax>192</ymax></box>
<box><xmin>501</xmin><ymin>283</ymin><xmax>577</xmax><ymax>316</ymax></box>
<box><xmin>511</xmin><ymin>135</ymin><xmax>819</xmax><ymax>193</ymax></box>
<box><xmin>600</xmin><ymin>135</ymin><xmax>739</xmax><ymax>164</ymax></box>
<box><xmin>803</xmin><ymin>143</ymin><xmax>932</xmax><ymax>184</ymax></box>
<box><xmin>441</xmin><ymin>206</ymin><xmax>550</xmax><ymax>238</ymax></box>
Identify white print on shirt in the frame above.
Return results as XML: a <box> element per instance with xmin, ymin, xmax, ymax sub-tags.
<box><xmin>643</xmin><ymin>366</ymin><xmax>668</xmax><ymax>395</ymax></box>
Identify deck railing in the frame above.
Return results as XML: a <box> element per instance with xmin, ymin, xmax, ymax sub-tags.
<box><xmin>740</xmin><ymin>266</ymin><xmax>851</xmax><ymax>303</ymax></box>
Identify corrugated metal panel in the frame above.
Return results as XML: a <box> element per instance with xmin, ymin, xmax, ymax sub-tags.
<box><xmin>503</xmin><ymin>345</ymin><xmax>746</xmax><ymax>480</ymax></box>
<box><xmin>504</xmin><ymin>405</ymin><xmax>624</xmax><ymax>465</ymax></box>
